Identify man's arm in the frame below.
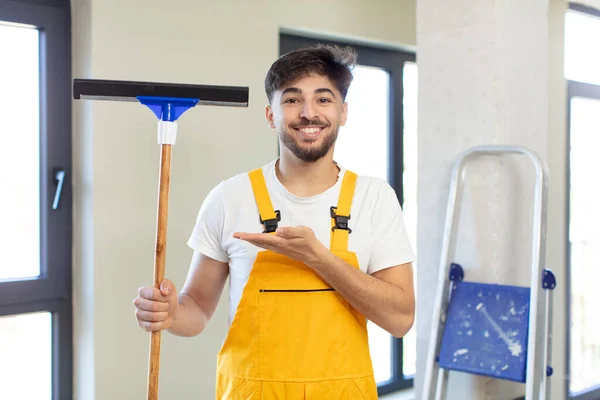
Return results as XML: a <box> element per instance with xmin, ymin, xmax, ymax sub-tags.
<box><xmin>134</xmin><ymin>179</ymin><xmax>230</xmax><ymax>336</ymax></box>
<box><xmin>167</xmin><ymin>251</ymin><xmax>229</xmax><ymax>337</ymax></box>
<box><xmin>308</xmin><ymin>252</ymin><xmax>414</xmax><ymax>338</ymax></box>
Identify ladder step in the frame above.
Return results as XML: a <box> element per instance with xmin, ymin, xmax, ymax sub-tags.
<box><xmin>438</xmin><ymin>281</ymin><xmax>531</xmax><ymax>383</ymax></box>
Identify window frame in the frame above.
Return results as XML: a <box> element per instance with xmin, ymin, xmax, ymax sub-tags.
<box><xmin>0</xmin><ymin>0</ymin><xmax>72</xmax><ymax>399</ymax></box>
<box><xmin>565</xmin><ymin>4</ymin><xmax>600</xmax><ymax>400</ymax></box>
<box><xmin>566</xmin><ymin>79</ymin><xmax>600</xmax><ymax>400</ymax></box>
<box><xmin>279</xmin><ymin>32</ymin><xmax>416</xmax><ymax>396</ymax></box>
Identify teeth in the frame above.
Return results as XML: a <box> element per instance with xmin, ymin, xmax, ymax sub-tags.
<box><xmin>298</xmin><ymin>127</ymin><xmax>321</xmax><ymax>134</ymax></box>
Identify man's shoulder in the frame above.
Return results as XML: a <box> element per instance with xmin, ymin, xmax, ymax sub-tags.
<box><xmin>350</xmin><ymin>171</ymin><xmax>393</xmax><ymax>194</ymax></box>
<box><xmin>343</xmin><ymin>170</ymin><xmax>400</xmax><ymax>212</ymax></box>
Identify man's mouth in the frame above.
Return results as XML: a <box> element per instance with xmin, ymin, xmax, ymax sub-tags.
<box><xmin>292</xmin><ymin>125</ymin><xmax>326</xmax><ymax>139</ymax></box>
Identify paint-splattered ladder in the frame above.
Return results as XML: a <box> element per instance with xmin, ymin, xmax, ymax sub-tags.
<box><xmin>421</xmin><ymin>146</ymin><xmax>556</xmax><ymax>400</ymax></box>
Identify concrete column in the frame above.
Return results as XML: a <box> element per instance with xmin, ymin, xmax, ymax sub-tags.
<box><xmin>415</xmin><ymin>0</ymin><xmax>565</xmax><ymax>398</ymax></box>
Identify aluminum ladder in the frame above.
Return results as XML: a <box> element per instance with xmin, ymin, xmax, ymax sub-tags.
<box><xmin>422</xmin><ymin>145</ymin><xmax>556</xmax><ymax>400</ymax></box>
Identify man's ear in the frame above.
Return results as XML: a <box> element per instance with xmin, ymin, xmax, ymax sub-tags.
<box><xmin>265</xmin><ymin>105</ymin><xmax>276</xmax><ymax>129</ymax></box>
<box><xmin>340</xmin><ymin>102</ymin><xmax>349</xmax><ymax>127</ymax></box>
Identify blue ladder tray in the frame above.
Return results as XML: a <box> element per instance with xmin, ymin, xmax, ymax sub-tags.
<box><xmin>438</xmin><ymin>281</ymin><xmax>531</xmax><ymax>383</ymax></box>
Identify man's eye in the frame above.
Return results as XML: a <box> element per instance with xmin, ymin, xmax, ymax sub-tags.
<box><xmin>319</xmin><ymin>98</ymin><xmax>332</xmax><ymax>103</ymax></box>
<box><xmin>284</xmin><ymin>98</ymin><xmax>299</xmax><ymax>104</ymax></box>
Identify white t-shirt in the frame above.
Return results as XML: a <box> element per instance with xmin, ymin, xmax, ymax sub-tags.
<box><xmin>187</xmin><ymin>159</ymin><xmax>416</xmax><ymax>324</ymax></box>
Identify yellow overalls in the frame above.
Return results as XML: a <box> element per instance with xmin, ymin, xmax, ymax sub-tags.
<box><xmin>215</xmin><ymin>168</ymin><xmax>378</xmax><ymax>399</ymax></box>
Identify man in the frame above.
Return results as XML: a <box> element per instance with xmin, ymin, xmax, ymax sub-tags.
<box><xmin>133</xmin><ymin>44</ymin><xmax>416</xmax><ymax>399</ymax></box>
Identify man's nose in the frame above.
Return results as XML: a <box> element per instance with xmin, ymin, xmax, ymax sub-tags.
<box><xmin>300</xmin><ymin>102</ymin><xmax>318</xmax><ymax>120</ymax></box>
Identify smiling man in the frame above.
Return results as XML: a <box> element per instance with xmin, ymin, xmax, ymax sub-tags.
<box><xmin>133</xmin><ymin>45</ymin><xmax>416</xmax><ymax>399</ymax></box>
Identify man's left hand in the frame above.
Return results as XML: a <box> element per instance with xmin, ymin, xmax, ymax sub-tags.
<box><xmin>233</xmin><ymin>226</ymin><xmax>328</xmax><ymax>266</ymax></box>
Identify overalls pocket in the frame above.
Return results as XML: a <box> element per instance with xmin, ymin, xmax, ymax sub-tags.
<box><xmin>257</xmin><ymin>286</ymin><xmax>365</xmax><ymax>380</ymax></box>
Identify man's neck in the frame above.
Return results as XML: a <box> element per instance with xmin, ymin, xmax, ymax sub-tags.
<box><xmin>275</xmin><ymin>154</ymin><xmax>340</xmax><ymax>198</ymax></box>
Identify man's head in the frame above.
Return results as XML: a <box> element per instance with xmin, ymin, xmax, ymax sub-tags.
<box><xmin>264</xmin><ymin>45</ymin><xmax>357</xmax><ymax>163</ymax></box>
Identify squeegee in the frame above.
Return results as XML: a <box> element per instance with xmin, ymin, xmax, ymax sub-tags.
<box><xmin>73</xmin><ymin>78</ymin><xmax>249</xmax><ymax>399</ymax></box>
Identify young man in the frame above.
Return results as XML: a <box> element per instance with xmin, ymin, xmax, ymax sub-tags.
<box><xmin>133</xmin><ymin>45</ymin><xmax>416</xmax><ymax>399</ymax></box>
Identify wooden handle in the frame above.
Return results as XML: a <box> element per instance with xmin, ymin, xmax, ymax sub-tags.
<box><xmin>148</xmin><ymin>144</ymin><xmax>172</xmax><ymax>400</ymax></box>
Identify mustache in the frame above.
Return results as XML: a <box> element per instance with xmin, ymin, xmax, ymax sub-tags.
<box><xmin>290</xmin><ymin>118</ymin><xmax>329</xmax><ymax>129</ymax></box>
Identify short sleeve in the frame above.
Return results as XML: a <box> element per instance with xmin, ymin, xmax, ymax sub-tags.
<box><xmin>187</xmin><ymin>182</ymin><xmax>229</xmax><ymax>263</ymax></box>
<box><xmin>368</xmin><ymin>181</ymin><xmax>416</xmax><ymax>275</ymax></box>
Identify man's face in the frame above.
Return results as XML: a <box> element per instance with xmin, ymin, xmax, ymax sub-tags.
<box><xmin>266</xmin><ymin>73</ymin><xmax>348</xmax><ymax>163</ymax></box>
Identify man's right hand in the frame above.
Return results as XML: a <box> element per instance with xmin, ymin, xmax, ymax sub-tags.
<box><xmin>133</xmin><ymin>279</ymin><xmax>178</xmax><ymax>332</ymax></box>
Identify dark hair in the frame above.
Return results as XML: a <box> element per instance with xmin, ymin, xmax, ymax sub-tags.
<box><xmin>264</xmin><ymin>44</ymin><xmax>357</xmax><ymax>103</ymax></box>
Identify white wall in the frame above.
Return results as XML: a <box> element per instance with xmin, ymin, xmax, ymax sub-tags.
<box><xmin>71</xmin><ymin>0</ymin><xmax>416</xmax><ymax>398</ymax></box>
<box><xmin>548</xmin><ymin>1</ymin><xmax>568</xmax><ymax>399</ymax></box>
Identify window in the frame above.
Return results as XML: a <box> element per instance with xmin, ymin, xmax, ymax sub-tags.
<box><xmin>565</xmin><ymin>3</ymin><xmax>600</xmax><ymax>400</ymax></box>
<box><xmin>280</xmin><ymin>33</ymin><xmax>417</xmax><ymax>395</ymax></box>
<box><xmin>0</xmin><ymin>1</ymin><xmax>72</xmax><ymax>399</ymax></box>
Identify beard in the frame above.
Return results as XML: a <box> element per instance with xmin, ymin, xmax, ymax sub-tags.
<box><xmin>279</xmin><ymin>118</ymin><xmax>339</xmax><ymax>163</ymax></box>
